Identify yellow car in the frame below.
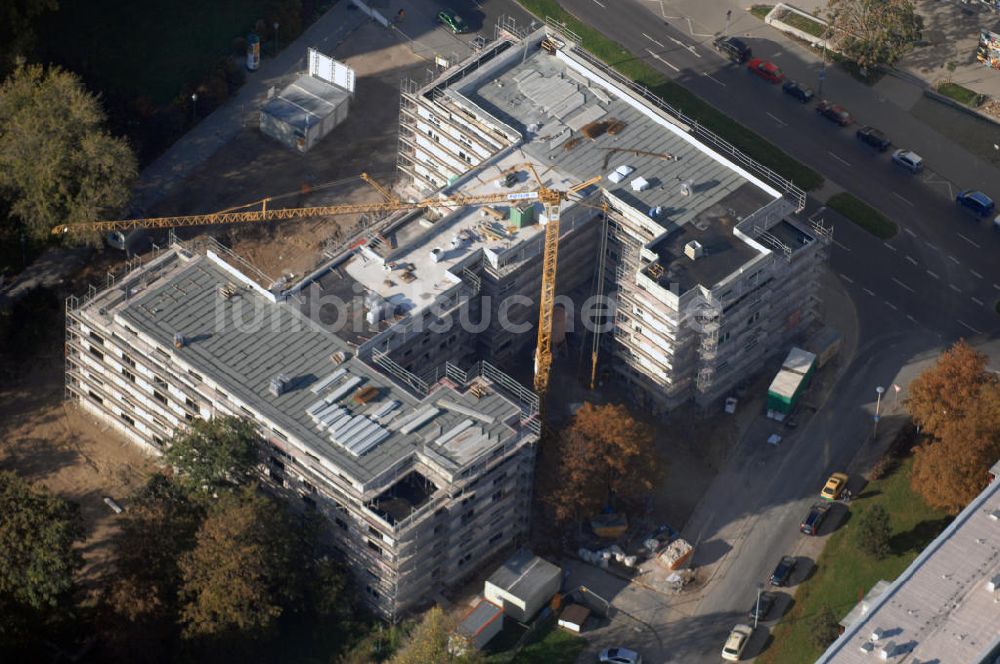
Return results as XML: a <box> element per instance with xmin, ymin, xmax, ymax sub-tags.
<box><xmin>821</xmin><ymin>472</ymin><xmax>849</xmax><ymax>500</ymax></box>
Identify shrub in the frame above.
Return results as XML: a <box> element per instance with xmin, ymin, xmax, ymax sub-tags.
<box><xmin>808</xmin><ymin>606</ymin><xmax>841</xmax><ymax>649</ymax></box>
<box><xmin>855</xmin><ymin>504</ymin><xmax>892</xmax><ymax>559</ymax></box>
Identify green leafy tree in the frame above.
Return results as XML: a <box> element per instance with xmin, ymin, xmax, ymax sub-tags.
<box><xmin>178</xmin><ymin>487</ymin><xmax>303</xmax><ymax>637</ymax></box>
<box><xmin>164</xmin><ymin>416</ymin><xmax>261</xmax><ymax>496</ymax></box>
<box><xmin>854</xmin><ymin>504</ymin><xmax>892</xmax><ymax>559</ymax></box>
<box><xmin>808</xmin><ymin>606</ymin><xmax>842</xmax><ymax>649</ymax></box>
<box><xmin>0</xmin><ymin>64</ymin><xmax>136</xmax><ymax>241</ymax></box>
<box><xmin>547</xmin><ymin>402</ymin><xmax>661</xmax><ymax>524</ymax></box>
<box><xmin>0</xmin><ymin>0</ymin><xmax>58</xmax><ymax>74</ymax></box>
<box><xmin>0</xmin><ymin>471</ymin><xmax>83</xmax><ymax>609</ymax></box>
<box><xmin>826</xmin><ymin>0</ymin><xmax>922</xmax><ymax>71</ymax></box>
<box><xmin>389</xmin><ymin>606</ymin><xmax>483</xmax><ymax>664</ymax></box>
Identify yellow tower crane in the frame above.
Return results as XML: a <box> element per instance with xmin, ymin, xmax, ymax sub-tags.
<box><xmin>53</xmin><ymin>170</ymin><xmax>601</xmax><ymax>401</ymax></box>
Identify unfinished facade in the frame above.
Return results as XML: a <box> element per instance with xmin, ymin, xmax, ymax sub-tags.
<box><xmin>65</xmin><ymin>240</ymin><xmax>539</xmax><ymax>621</ymax></box>
<box><xmin>393</xmin><ymin>21</ymin><xmax>831</xmax><ymax>410</ymax></box>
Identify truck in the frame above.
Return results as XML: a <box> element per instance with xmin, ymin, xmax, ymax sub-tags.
<box><xmin>766</xmin><ymin>347</ymin><xmax>817</xmax><ymax>421</ymax></box>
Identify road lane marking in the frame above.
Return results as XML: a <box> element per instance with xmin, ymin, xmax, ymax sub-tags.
<box><xmin>827</xmin><ymin>151</ymin><xmax>851</xmax><ymax>166</ymax></box>
<box><xmin>642</xmin><ymin>33</ymin><xmax>664</xmax><ymax>48</ymax></box>
<box><xmin>669</xmin><ymin>36</ymin><xmax>700</xmax><ymax>57</ymax></box>
<box><xmin>970</xmin><ymin>269</ymin><xmax>983</xmax><ymax>279</ymax></box>
<box><xmin>884</xmin><ymin>300</ymin><xmax>899</xmax><ymax>311</ymax></box>
<box><xmin>766</xmin><ymin>112</ymin><xmax>787</xmax><ymax>127</ymax></box>
<box><xmin>905</xmin><ymin>255</ymin><xmax>918</xmax><ymax>266</ymax></box>
<box><xmin>839</xmin><ymin>273</ymin><xmax>854</xmax><ymax>284</ymax></box>
<box><xmin>906</xmin><ymin>314</ymin><xmax>918</xmax><ymax>324</ymax></box>
<box><xmin>948</xmin><ymin>255</ymin><xmax>961</xmax><ymax>265</ymax></box>
<box><xmin>925</xmin><ymin>241</ymin><xmax>939</xmax><ymax>250</ymax></box>
<box><xmin>891</xmin><ymin>192</ymin><xmax>914</xmax><ymax>207</ymax></box>
<box><xmin>958</xmin><ymin>320</ymin><xmax>983</xmax><ymax>335</ymax></box>
<box><xmin>702</xmin><ymin>72</ymin><xmax>726</xmax><ymax>87</ymax></box>
<box><xmin>883</xmin><ymin>242</ymin><xmax>897</xmax><ymax>252</ymax></box>
<box><xmin>892</xmin><ymin>278</ymin><xmax>914</xmax><ymax>292</ymax></box>
<box><xmin>994</xmin><ymin>283</ymin><xmax>1000</xmax><ymax>290</ymax></box>
<box><xmin>591</xmin><ymin>0</ymin><xmax>606</xmax><ymax>7</ymax></box>
<box><xmin>950</xmin><ymin>284</ymin><xmax>962</xmax><ymax>293</ymax></box>
<box><xmin>684</xmin><ymin>17</ymin><xmax>713</xmax><ymax>38</ymax></box>
<box><xmin>927</xmin><ymin>270</ymin><xmax>940</xmax><ymax>280</ymax></box>
<box><xmin>957</xmin><ymin>233</ymin><xmax>981</xmax><ymax>249</ymax></box>
<box><xmin>863</xmin><ymin>287</ymin><xmax>876</xmax><ymax>296</ymax></box>
<box><xmin>904</xmin><ymin>228</ymin><xmax>917</xmax><ymax>238</ymax></box>
<box><xmin>645</xmin><ymin>48</ymin><xmax>679</xmax><ymax>71</ymax></box>
<box><xmin>972</xmin><ymin>296</ymin><xmax>984</xmax><ymax>306</ymax></box>
<box><xmin>833</xmin><ymin>240</ymin><xmax>852</xmax><ymax>252</ymax></box>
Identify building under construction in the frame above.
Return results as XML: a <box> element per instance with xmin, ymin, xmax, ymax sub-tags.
<box><xmin>64</xmin><ymin>21</ymin><xmax>830</xmax><ymax>620</ymax></box>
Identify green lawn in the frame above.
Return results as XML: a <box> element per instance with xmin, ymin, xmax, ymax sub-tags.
<box><xmin>485</xmin><ymin>619</ymin><xmax>585</xmax><ymax>664</ymax></box>
<box><xmin>781</xmin><ymin>12</ymin><xmax>827</xmax><ymax>39</ymax></box>
<box><xmin>826</xmin><ymin>192</ymin><xmax>898</xmax><ymax>239</ymax></box>
<box><xmin>936</xmin><ymin>82</ymin><xmax>986</xmax><ymax>108</ymax></box>
<box><xmin>750</xmin><ymin>5</ymin><xmax>774</xmax><ymax>20</ymax></box>
<box><xmin>38</xmin><ymin>0</ymin><xmax>272</xmax><ymax>105</ymax></box>
<box><xmin>519</xmin><ymin>0</ymin><xmax>824</xmax><ymax>191</ymax></box>
<box><xmin>758</xmin><ymin>457</ymin><xmax>951</xmax><ymax>664</ymax></box>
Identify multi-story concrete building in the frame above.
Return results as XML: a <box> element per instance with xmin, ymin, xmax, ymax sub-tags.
<box><xmin>393</xmin><ymin>21</ymin><xmax>831</xmax><ymax>411</ymax></box>
<box><xmin>65</xmin><ymin>241</ymin><xmax>540</xmax><ymax>621</ymax></box>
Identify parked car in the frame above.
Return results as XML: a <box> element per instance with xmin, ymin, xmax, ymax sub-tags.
<box><xmin>748</xmin><ymin>591</ymin><xmax>778</xmax><ymax>621</ymax></box>
<box><xmin>599</xmin><ymin>647</ymin><xmax>642</xmax><ymax>664</ymax></box>
<box><xmin>437</xmin><ymin>9</ymin><xmax>468</xmax><ymax>34</ymax></box>
<box><xmin>721</xmin><ymin>624</ymin><xmax>754</xmax><ymax>661</ymax></box>
<box><xmin>856</xmin><ymin>126</ymin><xmax>891</xmax><ymax>152</ymax></box>
<box><xmin>713</xmin><ymin>36</ymin><xmax>752</xmax><ymax>63</ymax></box>
<box><xmin>816</xmin><ymin>100</ymin><xmax>852</xmax><ymax>126</ymax></box>
<box><xmin>782</xmin><ymin>79</ymin><xmax>814</xmax><ymax>103</ymax></box>
<box><xmin>769</xmin><ymin>555</ymin><xmax>797</xmax><ymax>586</ymax></box>
<box><xmin>821</xmin><ymin>472</ymin><xmax>849</xmax><ymax>500</ymax></box>
<box><xmin>891</xmin><ymin>149</ymin><xmax>924</xmax><ymax>173</ymax></box>
<box><xmin>956</xmin><ymin>190</ymin><xmax>995</xmax><ymax>217</ymax></box>
<box><xmin>800</xmin><ymin>502</ymin><xmax>831</xmax><ymax>535</ymax></box>
<box><xmin>747</xmin><ymin>58</ymin><xmax>784</xmax><ymax>83</ymax></box>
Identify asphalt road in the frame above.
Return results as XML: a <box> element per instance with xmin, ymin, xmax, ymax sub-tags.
<box><xmin>540</xmin><ymin>0</ymin><xmax>1000</xmax><ymax>661</ymax></box>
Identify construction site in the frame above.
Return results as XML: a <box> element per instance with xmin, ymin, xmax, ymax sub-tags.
<box><xmin>60</xmin><ymin>18</ymin><xmax>832</xmax><ymax>620</ymax></box>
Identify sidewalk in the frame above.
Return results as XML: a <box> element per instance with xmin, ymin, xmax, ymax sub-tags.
<box><xmin>130</xmin><ymin>1</ymin><xmax>370</xmax><ymax>214</ymax></box>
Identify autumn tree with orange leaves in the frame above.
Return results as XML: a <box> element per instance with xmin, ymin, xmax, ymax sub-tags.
<box><xmin>907</xmin><ymin>341</ymin><xmax>1000</xmax><ymax>513</ymax></box>
<box><xmin>546</xmin><ymin>402</ymin><xmax>661</xmax><ymax>524</ymax></box>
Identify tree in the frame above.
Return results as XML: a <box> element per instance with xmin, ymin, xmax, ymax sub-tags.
<box><xmin>854</xmin><ymin>504</ymin><xmax>891</xmax><ymax>559</ymax></box>
<box><xmin>0</xmin><ymin>471</ymin><xmax>83</xmax><ymax>610</ymax></box>
<box><xmin>0</xmin><ymin>64</ymin><xmax>136</xmax><ymax>242</ymax></box>
<box><xmin>808</xmin><ymin>606</ymin><xmax>841</xmax><ymax>649</ymax></box>
<box><xmin>164</xmin><ymin>416</ymin><xmax>261</xmax><ymax>496</ymax></box>
<box><xmin>907</xmin><ymin>341</ymin><xmax>1000</xmax><ymax>513</ymax></box>
<box><xmin>389</xmin><ymin>606</ymin><xmax>482</xmax><ymax>664</ymax></box>
<box><xmin>547</xmin><ymin>402</ymin><xmax>660</xmax><ymax>524</ymax></box>
<box><xmin>826</xmin><ymin>0</ymin><xmax>922</xmax><ymax>71</ymax></box>
<box><xmin>178</xmin><ymin>487</ymin><xmax>303</xmax><ymax>637</ymax></box>
<box><xmin>106</xmin><ymin>474</ymin><xmax>203</xmax><ymax>624</ymax></box>
<box><xmin>0</xmin><ymin>0</ymin><xmax>58</xmax><ymax>74</ymax></box>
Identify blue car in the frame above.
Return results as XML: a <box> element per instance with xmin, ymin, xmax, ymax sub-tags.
<box><xmin>956</xmin><ymin>190</ymin><xmax>995</xmax><ymax>217</ymax></box>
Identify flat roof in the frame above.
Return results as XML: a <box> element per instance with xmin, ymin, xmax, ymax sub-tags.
<box><xmin>262</xmin><ymin>74</ymin><xmax>349</xmax><ymax>129</ymax></box>
<box><xmin>486</xmin><ymin>549</ymin><xmax>561</xmax><ymax>599</ymax></box>
<box><xmin>455</xmin><ymin>599</ymin><xmax>503</xmax><ymax>638</ymax></box>
<box><xmin>115</xmin><ymin>253</ymin><xmax>526</xmax><ymax>488</ymax></box>
<box><xmin>818</xmin><ymin>473</ymin><xmax>1000</xmax><ymax>664</ymax></box>
<box><xmin>768</xmin><ymin>369</ymin><xmax>803</xmax><ymax>399</ymax></box>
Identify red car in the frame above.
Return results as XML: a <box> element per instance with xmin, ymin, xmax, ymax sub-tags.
<box><xmin>816</xmin><ymin>100</ymin><xmax>852</xmax><ymax>126</ymax></box>
<box><xmin>747</xmin><ymin>58</ymin><xmax>784</xmax><ymax>83</ymax></box>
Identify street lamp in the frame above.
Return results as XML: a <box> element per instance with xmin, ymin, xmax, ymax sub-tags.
<box><xmin>274</xmin><ymin>22</ymin><xmax>280</xmax><ymax>56</ymax></box>
<box><xmin>724</xmin><ymin>9</ymin><xmax>732</xmax><ymax>36</ymax></box>
<box><xmin>754</xmin><ymin>583</ymin><xmax>763</xmax><ymax>628</ymax></box>
<box><xmin>873</xmin><ymin>386</ymin><xmax>885</xmax><ymax>439</ymax></box>
<box><xmin>191</xmin><ymin>92</ymin><xmax>198</xmax><ymax>123</ymax></box>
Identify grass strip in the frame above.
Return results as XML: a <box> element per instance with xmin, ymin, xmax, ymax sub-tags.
<box><xmin>936</xmin><ymin>82</ymin><xmax>986</xmax><ymax>108</ymax></box>
<box><xmin>518</xmin><ymin>0</ymin><xmax>824</xmax><ymax>190</ymax></box>
<box><xmin>780</xmin><ymin>11</ymin><xmax>827</xmax><ymax>38</ymax></box>
<box><xmin>757</xmin><ymin>457</ymin><xmax>950</xmax><ymax>664</ymax></box>
<box><xmin>827</xmin><ymin>192</ymin><xmax>897</xmax><ymax>239</ymax></box>
<box><xmin>750</xmin><ymin>5</ymin><xmax>774</xmax><ymax>20</ymax></box>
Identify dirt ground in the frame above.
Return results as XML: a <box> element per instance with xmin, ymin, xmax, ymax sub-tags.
<box><xmin>151</xmin><ymin>21</ymin><xmax>430</xmax><ymax>280</ymax></box>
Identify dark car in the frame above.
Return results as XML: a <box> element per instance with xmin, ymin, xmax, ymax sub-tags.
<box><xmin>782</xmin><ymin>80</ymin><xmax>814</xmax><ymax>103</ymax></box>
<box><xmin>769</xmin><ymin>556</ymin><xmax>797</xmax><ymax>586</ymax></box>
<box><xmin>747</xmin><ymin>58</ymin><xmax>785</xmax><ymax>83</ymax></box>
<box><xmin>956</xmin><ymin>190</ymin><xmax>995</xmax><ymax>217</ymax></box>
<box><xmin>713</xmin><ymin>36</ymin><xmax>752</xmax><ymax>64</ymax></box>
<box><xmin>816</xmin><ymin>100</ymin><xmax>852</xmax><ymax>126</ymax></box>
<box><xmin>748</xmin><ymin>591</ymin><xmax>778</xmax><ymax>621</ymax></box>
<box><xmin>856</xmin><ymin>126</ymin><xmax>891</xmax><ymax>152</ymax></box>
<box><xmin>800</xmin><ymin>502</ymin><xmax>831</xmax><ymax>535</ymax></box>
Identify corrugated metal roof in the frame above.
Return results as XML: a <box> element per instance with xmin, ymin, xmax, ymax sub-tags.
<box><xmin>261</xmin><ymin>74</ymin><xmax>350</xmax><ymax>129</ymax></box>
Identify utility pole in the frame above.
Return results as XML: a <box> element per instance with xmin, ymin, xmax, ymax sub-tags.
<box><xmin>724</xmin><ymin>9</ymin><xmax>732</xmax><ymax>36</ymax></box>
<box><xmin>754</xmin><ymin>582</ymin><xmax>764</xmax><ymax>629</ymax></box>
<box><xmin>190</xmin><ymin>92</ymin><xmax>198</xmax><ymax>123</ymax></box>
<box><xmin>274</xmin><ymin>22</ymin><xmax>280</xmax><ymax>56</ymax></box>
<box><xmin>873</xmin><ymin>385</ymin><xmax>885</xmax><ymax>440</ymax></box>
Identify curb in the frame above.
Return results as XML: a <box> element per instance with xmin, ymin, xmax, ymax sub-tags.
<box><xmin>922</xmin><ymin>87</ymin><xmax>1000</xmax><ymax>129</ymax></box>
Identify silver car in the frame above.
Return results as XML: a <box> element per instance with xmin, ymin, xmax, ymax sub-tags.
<box><xmin>599</xmin><ymin>647</ymin><xmax>643</xmax><ymax>664</ymax></box>
<box><xmin>891</xmin><ymin>149</ymin><xmax>923</xmax><ymax>173</ymax></box>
